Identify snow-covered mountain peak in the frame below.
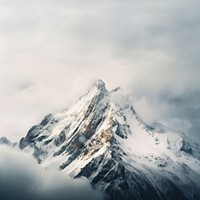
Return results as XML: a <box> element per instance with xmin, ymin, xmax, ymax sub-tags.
<box><xmin>19</xmin><ymin>80</ymin><xmax>200</xmax><ymax>200</ymax></box>
<box><xmin>87</xmin><ymin>79</ymin><xmax>107</xmax><ymax>96</ymax></box>
<box><xmin>91</xmin><ymin>79</ymin><xmax>106</xmax><ymax>90</ymax></box>
<box><xmin>84</xmin><ymin>80</ymin><xmax>131</xmax><ymax>112</ymax></box>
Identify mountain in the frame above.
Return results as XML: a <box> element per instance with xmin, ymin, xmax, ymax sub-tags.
<box><xmin>0</xmin><ymin>136</ymin><xmax>16</xmax><ymax>147</ymax></box>
<box><xmin>19</xmin><ymin>80</ymin><xmax>200</xmax><ymax>200</ymax></box>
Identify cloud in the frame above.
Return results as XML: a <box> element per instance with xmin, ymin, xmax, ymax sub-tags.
<box><xmin>0</xmin><ymin>0</ymin><xmax>200</xmax><ymax>140</ymax></box>
<box><xmin>0</xmin><ymin>146</ymin><xmax>103</xmax><ymax>200</ymax></box>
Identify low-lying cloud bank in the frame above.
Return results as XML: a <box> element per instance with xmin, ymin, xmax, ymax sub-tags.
<box><xmin>0</xmin><ymin>146</ymin><xmax>103</xmax><ymax>200</ymax></box>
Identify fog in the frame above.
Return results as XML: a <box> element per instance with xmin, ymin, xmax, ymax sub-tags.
<box><xmin>0</xmin><ymin>0</ymin><xmax>200</xmax><ymax>141</ymax></box>
<box><xmin>0</xmin><ymin>145</ymin><xmax>103</xmax><ymax>200</ymax></box>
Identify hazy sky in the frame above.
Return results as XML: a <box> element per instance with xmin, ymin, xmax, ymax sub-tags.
<box><xmin>0</xmin><ymin>0</ymin><xmax>200</xmax><ymax>141</ymax></box>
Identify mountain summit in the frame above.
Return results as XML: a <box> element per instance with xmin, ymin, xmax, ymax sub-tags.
<box><xmin>20</xmin><ymin>80</ymin><xmax>200</xmax><ymax>200</ymax></box>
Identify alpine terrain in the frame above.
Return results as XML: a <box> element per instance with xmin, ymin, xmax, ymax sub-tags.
<box><xmin>19</xmin><ymin>80</ymin><xmax>200</xmax><ymax>200</ymax></box>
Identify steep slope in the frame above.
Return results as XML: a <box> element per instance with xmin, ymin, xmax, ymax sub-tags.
<box><xmin>20</xmin><ymin>80</ymin><xmax>200</xmax><ymax>200</ymax></box>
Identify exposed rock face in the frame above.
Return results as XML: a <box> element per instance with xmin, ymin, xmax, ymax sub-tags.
<box><xmin>0</xmin><ymin>137</ymin><xmax>16</xmax><ymax>147</ymax></box>
<box><xmin>19</xmin><ymin>80</ymin><xmax>200</xmax><ymax>200</ymax></box>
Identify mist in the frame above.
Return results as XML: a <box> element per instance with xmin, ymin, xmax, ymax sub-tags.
<box><xmin>0</xmin><ymin>145</ymin><xmax>103</xmax><ymax>200</ymax></box>
<box><xmin>0</xmin><ymin>0</ymin><xmax>200</xmax><ymax>141</ymax></box>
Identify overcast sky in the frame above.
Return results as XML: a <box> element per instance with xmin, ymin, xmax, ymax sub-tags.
<box><xmin>0</xmin><ymin>0</ymin><xmax>200</xmax><ymax>141</ymax></box>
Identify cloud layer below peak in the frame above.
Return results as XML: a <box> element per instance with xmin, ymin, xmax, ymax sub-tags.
<box><xmin>0</xmin><ymin>146</ymin><xmax>103</xmax><ymax>200</ymax></box>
